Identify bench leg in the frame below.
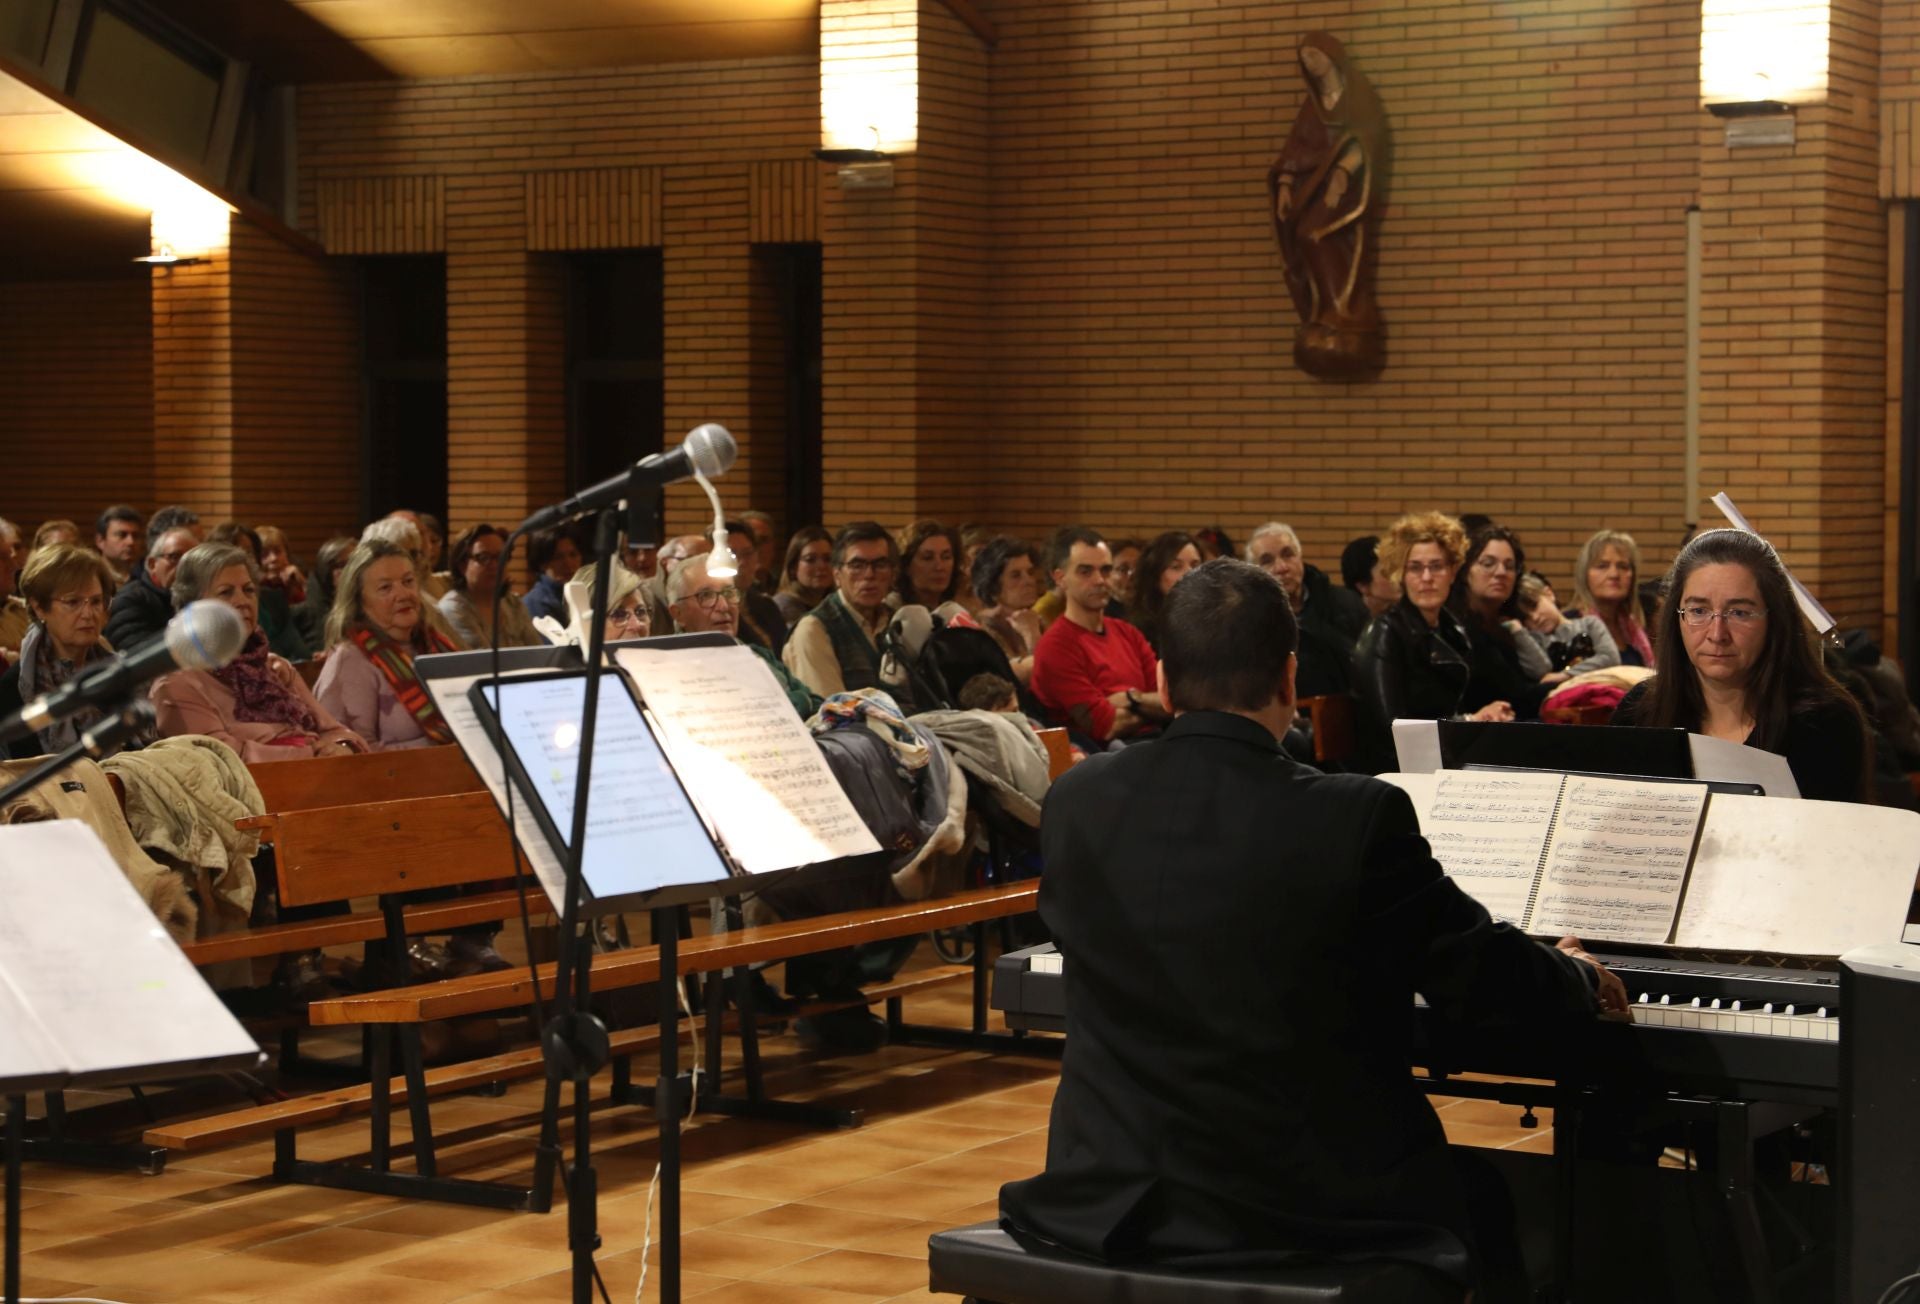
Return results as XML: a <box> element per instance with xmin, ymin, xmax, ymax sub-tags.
<box><xmin>398</xmin><ymin>1027</ymin><xmax>437</xmax><ymax>1179</ymax></box>
<box><xmin>368</xmin><ymin>1029</ymin><xmax>393</xmax><ymax>1173</ymax></box>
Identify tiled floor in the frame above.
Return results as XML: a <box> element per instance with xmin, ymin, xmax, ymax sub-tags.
<box><xmin>11</xmin><ymin>947</ymin><xmax>1551</xmax><ymax>1302</ymax></box>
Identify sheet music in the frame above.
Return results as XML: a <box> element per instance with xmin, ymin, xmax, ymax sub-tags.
<box><xmin>1530</xmin><ymin>777</ymin><xmax>1708</xmax><ymax>944</ymax></box>
<box><xmin>0</xmin><ymin>965</ymin><xmax>68</xmax><ymax>1091</ymax></box>
<box><xmin>617</xmin><ymin>645</ymin><xmax>880</xmax><ymax>874</ymax></box>
<box><xmin>425</xmin><ymin>667</ymin><xmax>576</xmax><ymax>909</ymax></box>
<box><xmin>0</xmin><ymin>822</ymin><xmax>261</xmax><ymax>1086</ymax></box>
<box><xmin>1420</xmin><ymin>770</ymin><xmax>1564</xmax><ymax>925</ymax></box>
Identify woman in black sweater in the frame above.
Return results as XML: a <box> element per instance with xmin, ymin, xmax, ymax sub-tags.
<box><xmin>1611</xmin><ymin>529</ymin><xmax>1870</xmax><ymax>803</ymax></box>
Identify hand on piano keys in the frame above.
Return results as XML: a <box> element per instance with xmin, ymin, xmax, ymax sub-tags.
<box><xmin>1556</xmin><ymin>936</ymin><xmax>1634</xmax><ymax>1021</ymax></box>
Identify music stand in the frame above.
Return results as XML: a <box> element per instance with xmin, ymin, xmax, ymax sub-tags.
<box><xmin>1435</xmin><ymin>720</ymin><xmax>1694</xmax><ymax>779</ymax></box>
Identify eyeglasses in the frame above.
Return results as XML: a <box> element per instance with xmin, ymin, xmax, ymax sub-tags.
<box><xmin>51</xmin><ymin>595</ymin><xmax>106</xmax><ymax>613</ymax></box>
<box><xmin>1403</xmin><ymin>561</ymin><xmax>1453</xmax><ymax>577</ymax></box>
<box><xmin>840</xmin><ymin>558</ymin><xmax>896</xmax><ymax>576</ymax></box>
<box><xmin>1472</xmin><ymin>557</ymin><xmax>1518</xmax><ymax>574</ymax></box>
<box><xmin>151</xmin><ymin>550</ymin><xmax>188</xmax><ymax>565</ymax></box>
<box><xmin>1112</xmin><ymin>562</ymin><xmax>1136</xmax><ymax>577</ymax></box>
<box><xmin>468</xmin><ymin>551</ymin><xmax>503</xmax><ymax>566</ymax></box>
<box><xmin>608</xmin><ymin>605</ymin><xmax>650</xmax><ymax>626</ymax></box>
<box><xmin>683</xmin><ymin>586</ymin><xmax>741</xmax><ymax>610</ymax></box>
<box><xmin>1678</xmin><ymin>605</ymin><xmax>1763</xmax><ymax>628</ymax></box>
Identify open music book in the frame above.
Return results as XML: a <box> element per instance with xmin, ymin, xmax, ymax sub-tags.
<box><xmin>0</xmin><ymin>821</ymin><xmax>263</xmax><ymax>1092</ymax></box>
<box><xmin>1386</xmin><ymin>770</ymin><xmax>1919</xmax><ymax>955</ymax></box>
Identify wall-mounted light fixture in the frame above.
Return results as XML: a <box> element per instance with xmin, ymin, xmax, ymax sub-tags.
<box><xmin>820</xmin><ymin>0</ymin><xmax>916</xmax><ymax>186</ymax></box>
<box><xmin>132</xmin><ymin>242</ymin><xmax>205</xmax><ymax>267</ymax></box>
<box><xmin>1701</xmin><ymin>0</ymin><xmax>1828</xmax><ymax>146</ymax></box>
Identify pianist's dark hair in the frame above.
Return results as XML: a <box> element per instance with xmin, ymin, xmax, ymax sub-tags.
<box><xmin>1160</xmin><ymin>559</ymin><xmax>1297</xmax><ymax>714</ymax></box>
<box><xmin>1639</xmin><ymin>529</ymin><xmax>1864</xmax><ymax>759</ymax></box>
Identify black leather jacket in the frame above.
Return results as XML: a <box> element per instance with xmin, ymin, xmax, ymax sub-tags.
<box><xmin>1351</xmin><ymin>598</ymin><xmax>1473</xmax><ymax>772</ymax></box>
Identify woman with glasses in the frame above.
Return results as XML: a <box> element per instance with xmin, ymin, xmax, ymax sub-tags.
<box><xmin>438</xmin><ymin>523</ymin><xmax>542</xmax><ymax>648</ymax></box>
<box><xmin>1351</xmin><ymin>512</ymin><xmax>1515</xmax><ymax>773</ymax></box>
<box><xmin>0</xmin><ymin>544</ymin><xmax>130</xmax><ymax>759</ymax></box>
<box><xmin>1447</xmin><ymin>524</ymin><xmax>1552</xmax><ymax>716</ymax></box>
<box><xmin>1612</xmin><ymin>529</ymin><xmax>1869</xmax><ymax>801</ymax></box>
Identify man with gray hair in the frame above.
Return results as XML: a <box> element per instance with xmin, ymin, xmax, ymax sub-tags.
<box><xmin>1246</xmin><ymin>521</ymin><xmax>1371</xmax><ymax>699</ymax></box>
<box><xmin>670</xmin><ymin>553</ymin><xmax>819</xmax><ymax>718</ymax></box>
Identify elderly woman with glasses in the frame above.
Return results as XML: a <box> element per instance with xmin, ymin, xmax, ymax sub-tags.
<box><xmin>1611</xmin><ymin>529</ymin><xmax>1869</xmax><ymax>802</ymax></box>
<box><xmin>438</xmin><ymin>524</ymin><xmax>542</xmax><ymax>649</ymax></box>
<box><xmin>0</xmin><ymin>544</ymin><xmax>125</xmax><ymax>759</ymax></box>
<box><xmin>1351</xmin><ymin>511</ymin><xmax>1515</xmax><ymax>772</ymax></box>
<box><xmin>150</xmin><ymin>543</ymin><xmax>368</xmax><ymax>763</ymax></box>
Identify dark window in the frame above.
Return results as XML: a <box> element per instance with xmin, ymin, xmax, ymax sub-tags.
<box><xmin>360</xmin><ymin>256</ymin><xmax>448</xmax><ymax>526</ymax></box>
<box><xmin>70</xmin><ymin>2</ymin><xmax>223</xmax><ymax>164</ymax></box>
<box><xmin>0</xmin><ymin>0</ymin><xmax>55</xmax><ymax>62</ymax></box>
<box><xmin>757</xmin><ymin>244</ymin><xmax>823</xmax><ymax>533</ymax></box>
<box><xmin>565</xmin><ymin>250</ymin><xmax>664</xmax><ymax>491</ymax></box>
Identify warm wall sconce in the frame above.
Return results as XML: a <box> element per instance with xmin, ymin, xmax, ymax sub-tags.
<box><xmin>132</xmin><ymin>242</ymin><xmax>205</xmax><ymax>267</ymax></box>
<box><xmin>1701</xmin><ymin>0</ymin><xmax>1827</xmax><ymax>146</ymax></box>
<box><xmin>819</xmin><ymin>0</ymin><xmax>917</xmax><ymax>158</ymax></box>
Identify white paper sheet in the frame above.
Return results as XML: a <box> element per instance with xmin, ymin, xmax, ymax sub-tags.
<box><xmin>1687</xmin><ymin>732</ymin><xmax>1799</xmax><ymax>798</ymax></box>
<box><xmin>617</xmin><ymin>645</ymin><xmax>880</xmax><ymax>875</ymax></box>
<box><xmin>1416</xmin><ymin>770</ymin><xmax>1564</xmax><ymax>926</ymax></box>
<box><xmin>0</xmin><ymin>822</ymin><xmax>261</xmax><ymax>1087</ymax></box>
<box><xmin>1711</xmin><ymin>493</ymin><xmax>1835</xmax><ymax>634</ymax></box>
<box><xmin>1391</xmin><ymin>719</ymin><xmax>1442</xmax><ymax>773</ymax></box>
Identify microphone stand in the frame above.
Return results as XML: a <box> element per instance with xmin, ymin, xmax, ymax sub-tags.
<box><xmin>0</xmin><ymin>700</ymin><xmax>155</xmax><ymax>810</ymax></box>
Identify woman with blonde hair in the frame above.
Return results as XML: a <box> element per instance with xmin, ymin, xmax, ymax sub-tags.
<box><xmin>1351</xmin><ymin>511</ymin><xmax>1514</xmax><ymax>772</ymax></box>
<box><xmin>314</xmin><ymin>539</ymin><xmax>460</xmax><ymax>751</ymax></box>
<box><xmin>1572</xmin><ymin>528</ymin><xmax>1653</xmax><ymax>666</ymax></box>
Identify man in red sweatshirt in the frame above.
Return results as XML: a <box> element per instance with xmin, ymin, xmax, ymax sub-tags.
<box><xmin>1030</xmin><ymin>525</ymin><xmax>1171</xmax><ymax>746</ymax></box>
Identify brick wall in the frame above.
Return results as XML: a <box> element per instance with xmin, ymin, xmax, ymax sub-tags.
<box><xmin>0</xmin><ymin>279</ymin><xmax>154</xmax><ymax>540</ymax></box>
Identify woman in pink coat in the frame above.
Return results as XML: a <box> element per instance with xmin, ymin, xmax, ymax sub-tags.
<box><xmin>151</xmin><ymin>543</ymin><xmax>369</xmax><ymax>762</ymax></box>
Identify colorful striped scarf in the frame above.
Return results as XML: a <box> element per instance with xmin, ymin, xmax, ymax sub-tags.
<box><xmin>348</xmin><ymin>623</ymin><xmax>457</xmax><ymax>745</ymax></box>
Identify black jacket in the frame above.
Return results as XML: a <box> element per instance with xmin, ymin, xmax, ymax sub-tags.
<box><xmin>104</xmin><ymin>571</ymin><xmax>173</xmax><ymax>654</ymax></box>
<box><xmin>1351</xmin><ymin>599</ymin><xmax>1473</xmax><ymax>772</ymax></box>
<box><xmin>1301</xmin><ymin>563</ymin><xmax>1370</xmax><ymax>647</ymax></box>
<box><xmin>999</xmin><ymin>711</ymin><xmax>1598</xmax><ymax>1286</ymax></box>
<box><xmin>0</xmin><ymin>660</ymin><xmax>28</xmax><ymax>759</ymax></box>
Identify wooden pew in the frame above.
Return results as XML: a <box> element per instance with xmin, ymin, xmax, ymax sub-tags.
<box><xmin>1298</xmin><ymin>694</ymin><xmax>1357</xmax><ymax>765</ymax></box>
<box><xmin>1036</xmin><ymin>726</ymin><xmax>1073</xmax><ymax>782</ymax></box>
<box><xmin>145</xmin><ymin>881</ymin><xmax>1043</xmax><ymax>1210</ymax></box>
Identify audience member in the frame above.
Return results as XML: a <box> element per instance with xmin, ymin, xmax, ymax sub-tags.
<box><xmin>895</xmin><ymin>519</ymin><xmax>963</xmax><ymax>610</ymax></box>
<box><xmin>1515</xmin><ymin>574</ymin><xmax>1618</xmax><ymax>675</ymax></box>
<box><xmin>363</xmin><ymin>515</ymin><xmax>451</xmax><ymax>608</ymax></box>
<box><xmin>956</xmin><ymin>523</ymin><xmax>995</xmax><ymax>609</ymax></box>
<box><xmin>145</xmin><ymin>505</ymin><xmax>203</xmax><ymax>547</ymax></box>
<box><xmin>440</xmin><ymin>524</ymin><xmax>542</xmax><ymax>648</ymax></box>
<box><xmin>971</xmin><ymin>536</ymin><xmax>1045</xmax><ymax>684</ymax></box>
<box><xmin>523</xmin><ymin>527</ymin><xmax>584</xmax><ymax>626</ymax></box>
<box><xmin>783</xmin><ymin>521</ymin><xmax>898</xmax><ymax>699</ymax></box>
<box><xmin>1030</xmin><ymin>526</ymin><xmax>1168</xmax><ymax>745</ymax></box>
<box><xmin>1447</xmin><ymin>524</ymin><xmax>1549</xmax><ymax>717</ymax></box>
<box><xmin>739</xmin><ymin>510</ymin><xmax>780</xmax><ymax>593</ymax></box>
<box><xmin>294</xmin><ymin>537</ymin><xmax>356</xmax><ymax>653</ymax></box>
<box><xmin>255</xmin><ymin>525</ymin><xmax>307</xmax><ymax>603</ymax></box>
<box><xmin>726</xmin><ymin>518</ymin><xmax>788</xmax><ymax>654</ymax></box>
<box><xmin>0</xmin><ymin>520</ymin><xmax>26</xmax><ymax>663</ymax></box>
<box><xmin>774</xmin><ymin>527</ymin><xmax>834</xmax><ymax>627</ymax></box>
<box><xmin>1125</xmin><ymin>530</ymin><xmax>1201</xmax><ymax>653</ymax></box>
<box><xmin>0</xmin><ymin>545</ymin><xmax>120</xmax><ymax>759</ymax></box>
<box><xmin>1191</xmin><ymin>525</ymin><xmax>1235</xmax><ymax>561</ymax></box>
<box><xmin>671</xmin><ymin>553</ymin><xmax>820</xmax><ymax>717</ymax></box>
<box><xmin>31</xmin><ymin>519</ymin><xmax>80</xmax><ymax>556</ymax></box>
<box><xmin>1340</xmin><ymin>533</ymin><xmax>1398</xmax><ymax>619</ymax></box>
<box><xmin>1612</xmin><ymin>529</ymin><xmax>1869</xmax><ymax>802</ymax></box>
<box><xmin>104</xmin><ymin>523</ymin><xmax>196</xmax><ymax>652</ymax></box>
<box><xmin>94</xmin><ymin>505</ymin><xmax>144</xmax><ymax>581</ymax></box>
<box><xmin>1247</xmin><ymin>521</ymin><xmax>1369</xmax><ymax>645</ymax></box>
<box><xmin>314</xmin><ymin>539</ymin><xmax>459</xmax><ymax>750</ymax></box>
<box><xmin>150</xmin><ymin>543</ymin><xmax>367</xmax><ymax>763</ymax></box>
<box><xmin>209</xmin><ymin>522</ymin><xmax>310</xmax><ymax>661</ymax></box>
<box><xmin>535</xmin><ymin>555</ymin><xmax>651</xmax><ymax>647</ymax></box>
<box><xmin>1352</xmin><ymin>512</ymin><xmax>1514</xmax><ymax>772</ymax></box>
<box><xmin>1573</xmin><ymin>529</ymin><xmax>1653</xmax><ymax>666</ymax></box>
<box><xmin>0</xmin><ymin>516</ymin><xmax>20</xmax><ymax>588</ymax></box>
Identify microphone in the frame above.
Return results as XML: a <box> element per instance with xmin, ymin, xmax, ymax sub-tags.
<box><xmin>0</xmin><ymin>601</ymin><xmax>248</xmax><ymax>743</ymax></box>
<box><xmin>518</xmin><ymin>423</ymin><xmax>737</xmax><ymax>535</ymax></box>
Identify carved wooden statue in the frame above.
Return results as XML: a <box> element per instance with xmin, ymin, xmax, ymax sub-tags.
<box><xmin>1268</xmin><ymin>34</ymin><xmax>1391</xmax><ymax>381</ymax></box>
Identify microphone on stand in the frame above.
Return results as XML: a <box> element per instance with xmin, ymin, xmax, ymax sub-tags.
<box><xmin>518</xmin><ymin>423</ymin><xmax>738</xmax><ymax>536</ymax></box>
<box><xmin>0</xmin><ymin>601</ymin><xmax>248</xmax><ymax>743</ymax></box>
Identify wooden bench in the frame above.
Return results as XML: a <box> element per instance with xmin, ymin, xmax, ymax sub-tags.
<box><xmin>1298</xmin><ymin>694</ymin><xmax>1357</xmax><ymax>765</ymax></box>
<box><xmin>144</xmin><ymin>882</ymin><xmax>1043</xmax><ymax>1210</ymax></box>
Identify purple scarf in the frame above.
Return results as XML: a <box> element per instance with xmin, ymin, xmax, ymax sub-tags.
<box><xmin>212</xmin><ymin>629</ymin><xmax>319</xmax><ymax>733</ymax></box>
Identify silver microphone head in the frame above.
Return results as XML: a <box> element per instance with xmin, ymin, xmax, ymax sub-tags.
<box><xmin>684</xmin><ymin>423</ymin><xmax>737</xmax><ymax>478</ymax></box>
<box><xmin>167</xmin><ymin>601</ymin><xmax>250</xmax><ymax>672</ymax></box>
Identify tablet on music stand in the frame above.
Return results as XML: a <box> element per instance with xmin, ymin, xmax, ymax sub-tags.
<box><xmin>467</xmin><ymin>668</ymin><xmax>748</xmax><ymax>912</ymax></box>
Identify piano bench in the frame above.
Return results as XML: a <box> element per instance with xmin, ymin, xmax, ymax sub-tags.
<box><xmin>926</xmin><ymin>1222</ymin><xmax>1464</xmax><ymax>1304</ymax></box>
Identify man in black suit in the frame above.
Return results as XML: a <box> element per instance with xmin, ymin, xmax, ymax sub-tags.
<box><xmin>999</xmin><ymin>559</ymin><xmax>1627</xmax><ymax>1302</ymax></box>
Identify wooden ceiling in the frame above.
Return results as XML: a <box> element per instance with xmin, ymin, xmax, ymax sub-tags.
<box><xmin>146</xmin><ymin>0</ymin><xmax>819</xmax><ymax>81</ymax></box>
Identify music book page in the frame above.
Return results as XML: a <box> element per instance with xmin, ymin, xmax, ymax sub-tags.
<box><xmin>0</xmin><ymin>821</ymin><xmax>262</xmax><ymax>1088</ymax></box>
<box><xmin>617</xmin><ymin>645</ymin><xmax>880</xmax><ymax>875</ymax></box>
<box><xmin>1530</xmin><ymin>778</ymin><xmax>1708</xmax><ymax>944</ymax></box>
<box><xmin>1420</xmin><ymin>770</ymin><xmax>1563</xmax><ymax>925</ymax></box>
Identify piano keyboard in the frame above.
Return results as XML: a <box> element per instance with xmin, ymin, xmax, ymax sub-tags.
<box><xmin>1630</xmin><ymin>993</ymin><xmax>1839</xmax><ymax>1040</ymax></box>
